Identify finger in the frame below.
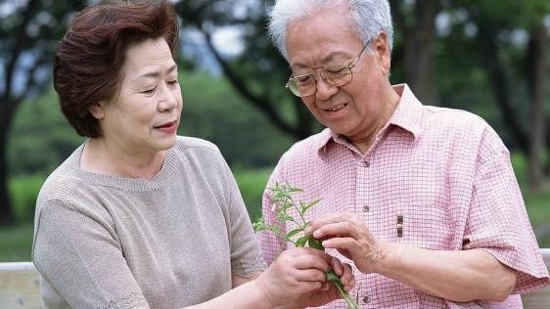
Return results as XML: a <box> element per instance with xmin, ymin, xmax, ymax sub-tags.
<box><xmin>287</xmin><ymin>248</ymin><xmax>331</xmax><ymax>273</ymax></box>
<box><xmin>339</xmin><ymin>263</ymin><xmax>355</xmax><ymax>288</ymax></box>
<box><xmin>304</xmin><ymin>212</ymin><xmax>352</xmax><ymax>234</ymax></box>
<box><xmin>291</xmin><ymin>268</ymin><xmax>328</xmax><ymax>284</ymax></box>
<box><xmin>321</xmin><ymin>235</ymin><xmax>361</xmax><ymax>253</ymax></box>
<box><xmin>312</xmin><ymin>219</ymin><xmax>366</xmax><ymax>241</ymax></box>
<box><xmin>330</xmin><ymin>256</ymin><xmax>343</xmax><ymax>276</ymax></box>
<box><xmin>316</xmin><ymin>223</ymin><xmax>362</xmax><ymax>245</ymax></box>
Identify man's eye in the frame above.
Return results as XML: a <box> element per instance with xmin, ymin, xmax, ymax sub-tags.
<box><xmin>326</xmin><ymin>66</ymin><xmax>348</xmax><ymax>76</ymax></box>
<box><xmin>295</xmin><ymin>74</ymin><xmax>313</xmax><ymax>85</ymax></box>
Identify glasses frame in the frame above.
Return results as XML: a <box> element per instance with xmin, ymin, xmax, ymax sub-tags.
<box><xmin>285</xmin><ymin>42</ymin><xmax>370</xmax><ymax>97</ymax></box>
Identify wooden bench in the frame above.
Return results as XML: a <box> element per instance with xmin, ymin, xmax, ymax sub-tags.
<box><xmin>521</xmin><ymin>248</ymin><xmax>550</xmax><ymax>308</ymax></box>
<box><xmin>0</xmin><ymin>262</ymin><xmax>41</xmax><ymax>309</ymax></box>
<box><xmin>1</xmin><ymin>249</ymin><xmax>549</xmax><ymax>308</ymax></box>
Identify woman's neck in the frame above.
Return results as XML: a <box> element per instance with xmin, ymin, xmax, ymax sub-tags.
<box><xmin>80</xmin><ymin>138</ymin><xmax>166</xmax><ymax>180</ymax></box>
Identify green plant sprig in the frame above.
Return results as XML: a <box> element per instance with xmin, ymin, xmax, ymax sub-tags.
<box><xmin>253</xmin><ymin>182</ymin><xmax>359</xmax><ymax>309</ymax></box>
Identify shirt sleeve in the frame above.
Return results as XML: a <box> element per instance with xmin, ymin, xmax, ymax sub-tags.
<box><xmin>463</xmin><ymin>126</ymin><xmax>549</xmax><ymax>294</ymax></box>
<box><xmin>33</xmin><ymin>200</ymin><xmax>150</xmax><ymax>309</ymax></box>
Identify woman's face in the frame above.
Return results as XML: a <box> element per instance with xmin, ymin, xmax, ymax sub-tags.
<box><xmin>90</xmin><ymin>37</ymin><xmax>183</xmax><ymax>156</ymax></box>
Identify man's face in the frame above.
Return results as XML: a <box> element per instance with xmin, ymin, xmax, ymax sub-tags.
<box><xmin>285</xmin><ymin>6</ymin><xmax>394</xmax><ymax>145</ymax></box>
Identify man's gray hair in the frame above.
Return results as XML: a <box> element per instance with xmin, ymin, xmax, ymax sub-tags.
<box><xmin>268</xmin><ymin>0</ymin><xmax>394</xmax><ymax>60</ymax></box>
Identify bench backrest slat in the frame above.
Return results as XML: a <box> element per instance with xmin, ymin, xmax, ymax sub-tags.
<box><xmin>521</xmin><ymin>248</ymin><xmax>550</xmax><ymax>308</ymax></box>
<box><xmin>0</xmin><ymin>262</ymin><xmax>41</xmax><ymax>309</ymax></box>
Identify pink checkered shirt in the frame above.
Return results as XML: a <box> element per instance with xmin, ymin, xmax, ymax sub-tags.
<box><xmin>259</xmin><ymin>84</ymin><xmax>549</xmax><ymax>308</ymax></box>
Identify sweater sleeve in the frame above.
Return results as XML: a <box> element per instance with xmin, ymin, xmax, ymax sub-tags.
<box><xmin>217</xmin><ymin>154</ymin><xmax>267</xmax><ymax>278</ymax></box>
<box><xmin>33</xmin><ymin>200</ymin><xmax>150</xmax><ymax>309</ymax></box>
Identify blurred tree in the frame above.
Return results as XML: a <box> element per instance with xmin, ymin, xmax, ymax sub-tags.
<box><xmin>0</xmin><ymin>0</ymin><xmax>86</xmax><ymax>225</ymax></box>
<box><xmin>448</xmin><ymin>0</ymin><xmax>550</xmax><ymax>190</ymax></box>
<box><xmin>526</xmin><ymin>23</ymin><xmax>547</xmax><ymax>191</ymax></box>
<box><xmin>390</xmin><ymin>0</ymin><xmax>444</xmax><ymax>106</ymax></box>
<box><xmin>8</xmin><ymin>87</ymin><xmax>84</xmax><ymax>176</ymax></box>
<box><xmin>178</xmin><ymin>70</ymin><xmax>294</xmax><ymax>168</ymax></box>
<box><xmin>174</xmin><ymin>0</ymin><xmax>321</xmax><ymax>141</ymax></box>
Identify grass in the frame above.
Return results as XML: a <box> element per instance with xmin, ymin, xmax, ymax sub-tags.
<box><xmin>1</xmin><ymin>164</ymin><xmax>549</xmax><ymax>262</ymax></box>
<box><xmin>0</xmin><ymin>223</ymin><xmax>34</xmax><ymax>262</ymax></box>
<box><xmin>523</xmin><ymin>187</ymin><xmax>550</xmax><ymax>247</ymax></box>
<box><xmin>233</xmin><ymin>167</ymin><xmax>272</xmax><ymax>221</ymax></box>
<box><xmin>9</xmin><ymin>174</ymin><xmax>46</xmax><ymax>223</ymax></box>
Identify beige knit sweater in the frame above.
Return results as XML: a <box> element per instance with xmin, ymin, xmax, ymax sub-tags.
<box><xmin>33</xmin><ymin>136</ymin><xmax>266</xmax><ymax>309</ymax></box>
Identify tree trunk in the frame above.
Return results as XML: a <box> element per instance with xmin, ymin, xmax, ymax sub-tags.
<box><xmin>526</xmin><ymin>25</ymin><xmax>547</xmax><ymax>192</ymax></box>
<box><xmin>391</xmin><ymin>0</ymin><xmax>442</xmax><ymax>106</ymax></box>
<box><xmin>475</xmin><ymin>23</ymin><xmax>530</xmax><ymax>156</ymax></box>
<box><xmin>0</xmin><ymin>99</ymin><xmax>16</xmax><ymax>226</ymax></box>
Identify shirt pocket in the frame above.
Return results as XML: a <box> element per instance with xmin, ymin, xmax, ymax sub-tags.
<box><xmin>396</xmin><ymin>203</ymin><xmax>463</xmax><ymax>250</ymax></box>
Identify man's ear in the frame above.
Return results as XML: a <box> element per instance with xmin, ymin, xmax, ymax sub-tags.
<box><xmin>372</xmin><ymin>32</ymin><xmax>391</xmax><ymax>76</ymax></box>
<box><xmin>88</xmin><ymin>101</ymin><xmax>106</xmax><ymax>120</ymax></box>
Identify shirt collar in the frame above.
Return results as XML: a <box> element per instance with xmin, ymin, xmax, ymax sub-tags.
<box><xmin>388</xmin><ymin>83</ymin><xmax>423</xmax><ymax>139</ymax></box>
<box><xmin>317</xmin><ymin>83</ymin><xmax>423</xmax><ymax>156</ymax></box>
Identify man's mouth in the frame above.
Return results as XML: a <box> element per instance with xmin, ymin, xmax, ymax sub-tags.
<box><xmin>326</xmin><ymin>103</ymin><xmax>347</xmax><ymax>112</ymax></box>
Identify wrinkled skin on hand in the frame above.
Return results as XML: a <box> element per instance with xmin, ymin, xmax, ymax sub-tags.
<box><xmin>256</xmin><ymin>247</ymin><xmax>355</xmax><ymax>308</ymax></box>
<box><xmin>305</xmin><ymin>212</ymin><xmax>388</xmax><ymax>274</ymax></box>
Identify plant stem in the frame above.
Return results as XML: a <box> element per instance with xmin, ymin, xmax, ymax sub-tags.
<box><xmin>255</xmin><ymin>182</ymin><xmax>360</xmax><ymax>309</ymax></box>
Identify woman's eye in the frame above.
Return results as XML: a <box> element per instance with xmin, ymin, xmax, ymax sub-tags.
<box><xmin>141</xmin><ymin>88</ymin><xmax>156</xmax><ymax>94</ymax></box>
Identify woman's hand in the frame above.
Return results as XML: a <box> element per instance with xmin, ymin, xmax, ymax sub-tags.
<box><xmin>255</xmin><ymin>247</ymin><xmax>355</xmax><ymax>308</ymax></box>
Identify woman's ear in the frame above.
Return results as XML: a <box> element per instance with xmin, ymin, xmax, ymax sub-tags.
<box><xmin>88</xmin><ymin>101</ymin><xmax>106</xmax><ymax>120</ymax></box>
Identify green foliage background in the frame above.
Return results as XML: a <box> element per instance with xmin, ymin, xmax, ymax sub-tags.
<box><xmin>7</xmin><ymin>70</ymin><xmax>294</xmax><ymax>177</ymax></box>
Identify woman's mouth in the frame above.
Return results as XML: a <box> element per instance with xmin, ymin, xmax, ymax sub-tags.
<box><xmin>154</xmin><ymin>121</ymin><xmax>177</xmax><ymax>133</ymax></box>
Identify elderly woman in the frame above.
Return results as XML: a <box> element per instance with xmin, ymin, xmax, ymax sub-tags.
<box><xmin>32</xmin><ymin>1</ymin><xmax>353</xmax><ymax>308</ymax></box>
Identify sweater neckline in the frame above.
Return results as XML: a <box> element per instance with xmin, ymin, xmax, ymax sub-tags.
<box><xmin>71</xmin><ymin>143</ymin><xmax>179</xmax><ymax>192</ymax></box>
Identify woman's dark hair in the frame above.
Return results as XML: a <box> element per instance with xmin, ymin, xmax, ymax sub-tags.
<box><xmin>54</xmin><ymin>0</ymin><xmax>179</xmax><ymax>137</ymax></box>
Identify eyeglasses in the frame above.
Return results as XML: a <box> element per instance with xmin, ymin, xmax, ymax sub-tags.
<box><xmin>285</xmin><ymin>43</ymin><xmax>369</xmax><ymax>97</ymax></box>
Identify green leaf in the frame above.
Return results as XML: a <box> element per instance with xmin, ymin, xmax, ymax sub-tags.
<box><xmin>286</xmin><ymin>228</ymin><xmax>302</xmax><ymax>240</ymax></box>
<box><xmin>270</xmin><ymin>226</ymin><xmax>280</xmax><ymax>236</ymax></box>
<box><xmin>295</xmin><ymin>236</ymin><xmax>308</xmax><ymax>247</ymax></box>
<box><xmin>252</xmin><ymin>221</ymin><xmax>264</xmax><ymax>232</ymax></box>
<box><xmin>307</xmin><ymin>236</ymin><xmax>324</xmax><ymax>251</ymax></box>
<box><xmin>282</xmin><ymin>215</ymin><xmax>294</xmax><ymax>221</ymax></box>
<box><xmin>302</xmin><ymin>199</ymin><xmax>321</xmax><ymax>213</ymax></box>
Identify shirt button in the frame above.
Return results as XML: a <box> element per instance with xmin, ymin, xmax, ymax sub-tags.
<box><xmin>363</xmin><ymin>205</ymin><xmax>370</xmax><ymax>212</ymax></box>
<box><xmin>362</xmin><ymin>296</ymin><xmax>371</xmax><ymax>303</ymax></box>
<box><xmin>362</xmin><ymin>161</ymin><xmax>370</xmax><ymax>167</ymax></box>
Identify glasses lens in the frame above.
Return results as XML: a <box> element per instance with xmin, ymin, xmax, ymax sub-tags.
<box><xmin>324</xmin><ymin>65</ymin><xmax>352</xmax><ymax>86</ymax></box>
<box><xmin>287</xmin><ymin>74</ymin><xmax>315</xmax><ymax>97</ymax></box>
<box><xmin>285</xmin><ymin>64</ymin><xmax>354</xmax><ymax>97</ymax></box>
